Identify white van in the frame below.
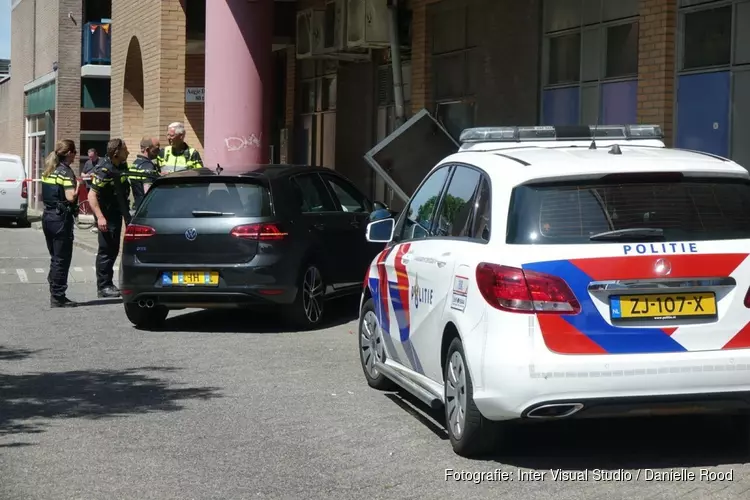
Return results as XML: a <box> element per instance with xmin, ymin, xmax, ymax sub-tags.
<box><xmin>0</xmin><ymin>153</ymin><xmax>29</xmax><ymax>226</ymax></box>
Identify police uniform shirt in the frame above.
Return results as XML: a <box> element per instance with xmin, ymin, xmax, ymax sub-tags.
<box><xmin>41</xmin><ymin>164</ymin><xmax>77</xmax><ymax>211</ymax></box>
<box><xmin>159</xmin><ymin>144</ymin><xmax>203</xmax><ymax>173</ymax></box>
<box><xmin>90</xmin><ymin>159</ymin><xmax>131</xmax><ymax>216</ymax></box>
<box><xmin>130</xmin><ymin>155</ymin><xmax>157</xmax><ymax>180</ymax></box>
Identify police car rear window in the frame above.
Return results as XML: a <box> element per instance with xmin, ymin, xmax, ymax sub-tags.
<box><xmin>506</xmin><ymin>176</ymin><xmax>750</xmax><ymax>244</ymax></box>
<box><xmin>137</xmin><ymin>181</ymin><xmax>272</xmax><ymax>218</ymax></box>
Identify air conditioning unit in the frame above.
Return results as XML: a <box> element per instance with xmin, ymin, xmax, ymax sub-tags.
<box><xmin>346</xmin><ymin>0</ymin><xmax>390</xmax><ymax>49</ymax></box>
<box><xmin>322</xmin><ymin>0</ymin><xmax>347</xmax><ymax>53</ymax></box>
<box><xmin>296</xmin><ymin>8</ymin><xmax>326</xmax><ymax>59</ymax></box>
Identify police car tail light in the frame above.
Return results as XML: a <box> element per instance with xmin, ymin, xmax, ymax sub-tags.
<box><xmin>124</xmin><ymin>224</ymin><xmax>156</xmax><ymax>241</ymax></box>
<box><xmin>475</xmin><ymin>263</ymin><xmax>580</xmax><ymax>314</ymax></box>
<box><xmin>231</xmin><ymin>223</ymin><xmax>288</xmax><ymax>241</ymax></box>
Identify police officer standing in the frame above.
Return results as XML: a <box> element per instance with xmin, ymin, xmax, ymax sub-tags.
<box><xmin>87</xmin><ymin>138</ymin><xmax>132</xmax><ymax>298</ymax></box>
<box><xmin>158</xmin><ymin>121</ymin><xmax>203</xmax><ymax>173</ymax></box>
<box><xmin>41</xmin><ymin>139</ymin><xmax>79</xmax><ymax>308</ymax></box>
<box><xmin>129</xmin><ymin>137</ymin><xmax>160</xmax><ymax>212</ymax></box>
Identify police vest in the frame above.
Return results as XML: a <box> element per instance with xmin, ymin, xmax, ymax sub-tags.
<box><xmin>128</xmin><ymin>157</ymin><xmax>157</xmax><ymax>182</ymax></box>
<box><xmin>161</xmin><ymin>146</ymin><xmax>200</xmax><ymax>173</ymax></box>
<box><xmin>41</xmin><ymin>166</ymin><xmax>76</xmax><ymax>210</ymax></box>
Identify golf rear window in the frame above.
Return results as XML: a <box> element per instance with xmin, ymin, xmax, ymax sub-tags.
<box><xmin>137</xmin><ymin>181</ymin><xmax>272</xmax><ymax>218</ymax></box>
<box><xmin>506</xmin><ymin>176</ymin><xmax>750</xmax><ymax>244</ymax></box>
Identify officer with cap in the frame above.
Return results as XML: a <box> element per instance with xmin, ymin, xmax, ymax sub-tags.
<box><xmin>40</xmin><ymin>139</ymin><xmax>80</xmax><ymax>308</ymax></box>
<box><xmin>87</xmin><ymin>138</ymin><xmax>132</xmax><ymax>298</ymax></box>
<box><xmin>129</xmin><ymin>136</ymin><xmax>160</xmax><ymax>212</ymax></box>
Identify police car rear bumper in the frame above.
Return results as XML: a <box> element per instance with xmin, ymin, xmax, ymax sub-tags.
<box><xmin>473</xmin><ymin>346</ymin><xmax>750</xmax><ymax>421</ymax></box>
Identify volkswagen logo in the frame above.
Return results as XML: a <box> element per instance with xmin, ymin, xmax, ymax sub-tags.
<box><xmin>185</xmin><ymin>228</ymin><xmax>198</xmax><ymax>241</ymax></box>
<box><xmin>654</xmin><ymin>258</ymin><xmax>672</xmax><ymax>276</ymax></box>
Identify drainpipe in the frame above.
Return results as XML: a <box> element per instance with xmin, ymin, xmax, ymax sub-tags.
<box><xmin>387</xmin><ymin>0</ymin><xmax>405</xmax><ymax>127</ymax></box>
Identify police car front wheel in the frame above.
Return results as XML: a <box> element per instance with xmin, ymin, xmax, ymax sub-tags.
<box><xmin>444</xmin><ymin>337</ymin><xmax>505</xmax><ymax>457</ymax></box>
<box><xmin>358</xmin><ymin>298</ymin><xmax>396</xmax><ymax>391</ymax></box>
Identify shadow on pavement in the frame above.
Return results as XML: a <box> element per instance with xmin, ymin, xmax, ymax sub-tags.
<box><xmin>0</xmin><ymin>365</ymin><xmax>222</xmax><ymax>439</ymax></box>
<box><xmin>385</xmin><ymin>390</ymin><xmax>749</xmax><ymax>469</ymax></box>
<box><xmin>157</xmin><ymin>295</ymin><xmax>360</xmax><ymax>334</ymax></box>
<box><xmin>77</xmin><ymin>298</ymin><xmax>123</xmax><ymax>307</ymax></box>
<box><xmin>0</xmin><ymin>346</ymin><xmax>45</xmax><ymax>361</ymax></box>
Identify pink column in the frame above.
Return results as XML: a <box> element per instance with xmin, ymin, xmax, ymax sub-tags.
<box><xmin>204</xmin><ymin>0</ymin><xmax>273</xmax><ymax>173</ymax></box>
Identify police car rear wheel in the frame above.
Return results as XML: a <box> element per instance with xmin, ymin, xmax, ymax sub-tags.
<box><xmin>358</xmin><ymin>298</ymin><xmax>396</xmax><ymax>391</ymax></box>
<box><xmin>124</xmin><ymin>302</ymin><xmax>169</xmax><ymax>330</ymax></box>
<box><xmin>444</xmin><ymin>337</ymin><xmax>502</xmax><ymax>457</ymax></box>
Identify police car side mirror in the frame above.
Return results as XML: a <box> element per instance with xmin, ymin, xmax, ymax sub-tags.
<box><xmin>366</xmin><ymin>218</ymin><xmax>395</xmax><ymax>243</ymax></box>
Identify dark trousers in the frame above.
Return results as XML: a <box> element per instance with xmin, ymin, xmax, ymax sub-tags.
<box><xmin>42</xmin><ymin>210</ymin><xmax>74</xmax><ymax>298</ymax></box>
<box><xmin>95</xmin><ymin>213</ymin><xmax>122</xmax><ymax>290</ymax></box>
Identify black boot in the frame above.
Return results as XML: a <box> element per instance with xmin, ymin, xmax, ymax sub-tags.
<box><xmin>51</xmin><ymin>295</ymin><xmax>78</xmax><ymax>308</ymax></box>
<box><xmin>97</xmin><ymin>286</ymin><xmax>121</xmax><ymax>298</ymax></box>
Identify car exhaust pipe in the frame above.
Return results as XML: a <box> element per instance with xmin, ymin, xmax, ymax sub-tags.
<box><xmin>145</xmin><ymin>299</ymin><xmax>155</xmax><ymax>308</ymax></box>
<box><xmin>138</xmin><ymin>299</ymin><xmax>147</xmax><ymax>308</ymax></box>
<box><xmin>527</xmin><ymin>403</ymin><xmax>584</xmax><ymax>419</ymax></box>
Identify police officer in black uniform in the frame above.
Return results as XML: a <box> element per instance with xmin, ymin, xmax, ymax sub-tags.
<box><xmin>87</xmin><ymin>138</ymin><xmax>132</xmax><ymax>298</ymax></box>
<box><xmin>129</xmin><ymin>137</ymin><xmax>160</xmax><ymax>212</ymax></box>
<box><xmin>41</xmin><ymin>139</ymin><xmax>80</xmax><ymax>308</ymax></box>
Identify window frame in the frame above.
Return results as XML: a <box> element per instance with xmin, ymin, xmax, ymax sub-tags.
<box><xmin>393</xmin><ymin>165</ymin><xmax>453</xmax><ymax>244</ymax></box>
<box><xmin>432</xmin><ymin>163</ymin><xmax>493</xmax><ymax>244</ymax></box>
<box><xmin>318</xmin><ymin>171</ymin><xmax>372</xmax><ymax>214</ymax></box>
<box><xmin>540</xmin><ymin>0</ymin><xmax>639</xmax><ymax>126</ymax></box>
<box><xmin>288</xmin><ymin>172</ymin><xmax>339</xmax><ymax>214</ymax></box>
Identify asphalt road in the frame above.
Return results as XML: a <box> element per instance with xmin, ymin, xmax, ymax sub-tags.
<box><xmin>1</xmin><ymin>221</ymin><xmax>749</xmax><ymax>500</ymax></box>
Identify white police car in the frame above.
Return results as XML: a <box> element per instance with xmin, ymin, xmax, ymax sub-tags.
<box><xmin>358</xmin><ymin>120</ymin><xmax>750</xmax><ymax>457</ymax></box>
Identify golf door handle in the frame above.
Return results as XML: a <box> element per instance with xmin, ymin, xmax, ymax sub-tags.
<box><xmin>313</xmin><ymin>223</ymin><xmax>326</xmax><ymax>230</ymax></box>
<box><xmin>350</xmin><ymin>220</ymin><xmax>361</xmax><ymax>228</ymax></box>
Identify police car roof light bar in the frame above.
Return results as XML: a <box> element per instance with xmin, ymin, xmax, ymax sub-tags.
<box><xmin>458</xmin><ymin>124</ymin><xmax>663</xmax><ymax>144</ymax></box>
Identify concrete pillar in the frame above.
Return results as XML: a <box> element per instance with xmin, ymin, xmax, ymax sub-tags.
<box><xmin>204</xmin><ymin>0</ymin><xmax>273</xmax><ymax>172</ymax></box>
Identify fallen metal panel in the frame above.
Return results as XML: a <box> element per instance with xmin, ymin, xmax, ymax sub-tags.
<box><xmin>364</xmin><ymin>108</ymin><xmax>458</xmax><ymax>205</ymax></box>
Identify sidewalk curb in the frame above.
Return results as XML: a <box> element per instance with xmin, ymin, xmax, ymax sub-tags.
<box><xmin>31</xmin><ymin>220</ymin><xmax>100</xmax><ymax>254</ymax></box>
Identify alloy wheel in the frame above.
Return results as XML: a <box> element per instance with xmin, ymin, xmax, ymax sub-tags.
<box><xmin>302</xmin><ymin>266</ymin><xmax>324</xmax><ymax>323</ymax></box>
<box><xmin>360</xmin><ymin>310</ymin><xmax>384</xmax><ymax>378</ymax></box>
<box><xmin>445</xmin><ymin>351</ymin><xmax>468</xmax><ymax>439</ymax></box>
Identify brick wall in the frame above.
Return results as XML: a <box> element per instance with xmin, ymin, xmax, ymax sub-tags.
<box><xmin>410</xmin><ymin>0</ymin><xmax>438</xmax><ymax>111</ymax></box>
<box><xmin>283</xmin><ymin>45</ymin><xmax>295</xmax><ymax>162</ymax></box>
<box><xmin>637</xmin><ymin>0</ymin><xmax>677</xmax><ymax>146</ymax></box>
<box><xmin>0</xmin><ymin>79</ymin><xmax>12</xmax><ymax>149</ymax></box>
<box><xmin>56</xmin><ymin>0</ymin><xmax>82</xmax><ymax>170</ymax></box>
<box><xmin>34</xmin><ymin>0</ymin><xmax>59</xmax><ymax>78</ymax></box>
<box><xmin>6</xmin><ymin>1</ymin><xmax>36</xmax><ymax>158</ymax></box>
<box><xmin>111</xmin><ymin>0</ymin><xmax>186</xmax><ymax>155</ymax></box>
<box><xmin>184</xmin><ymin>53</ymin><xmax>205</xmax><ymax>157</ymax></box>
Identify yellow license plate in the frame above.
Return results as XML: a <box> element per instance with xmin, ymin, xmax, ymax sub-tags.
<box><xmin>163</xmin><ymin>271</ymin><xmax>219</xmax><ymax>286</ymax></box>
<box><xmin>610</xmin><ymin>292</ymin><xmax>717</xmax><ymax>320</ymax></box>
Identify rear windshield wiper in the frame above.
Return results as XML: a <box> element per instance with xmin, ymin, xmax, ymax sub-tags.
<box><xmin>589</xmin><ymin>227</ymin><xmax>664</xmax><ymax>241</ymax></box>
<box><xmin>191</xmin><ymin>210</ymin><xmax>236</xmax><ymax>217</ymax></box>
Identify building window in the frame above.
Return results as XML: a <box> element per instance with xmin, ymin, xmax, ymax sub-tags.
<box><xmin>429</xmin><ymin>0</ymin><xmax>479</xmax><ymax>138</ymax></box>
<box><xmin>682</xmin><ymin>5</ymin><xmax>732</xmax><ymax>70</ymax></box>
<box><xmin>548</xmin><ymin>33</ymin><xmax>581</xmax><ymax>85</ymax></box>
<box><xmin>296</xmin><ymin>60</ymin><xmax>338</xmax><ymax>167</ymax></box>
<box><xmin>541</xmin><ymin>0</ymin><xmax>639</xmax><ymax>126</ymax></box>
<box><xmin>606</xmin><ymin>23</ymin><xmax>639</xmax><ymax>78</ymax></box>
<box><xmin>676</xmin><ymin>1</ymin><xmax>750</xmax><ymax>168</ymax></box>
